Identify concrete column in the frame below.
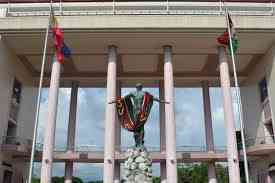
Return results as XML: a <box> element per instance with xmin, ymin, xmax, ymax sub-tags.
<box><xmin>103</xmin><ymin>45</ymin><xmax>117</xmax><ymax>183</ymax></box>
<box><xmin>202</xmin><ymin>81</ymin><xmax>217</xmax><ymax>183</ymax></box>
<box><xmin>163</xmin><ymin>45</ymin><xmax>177</xmax><ymax>182</ymax></box>
<box><xmin>40</xmin><ymin>58</ymin><xmax>61</xmax><ymax>183</ymax></box>
<box><xmin>202</xmin><ymin>81</ymin><xmax>215</xmax><ymax>152</ymax></box>
<box><xmin>218</xmin><ymin>46</ymin><xmax>241</xmax><ymax>183</ymax></box>
<box><xmin>64</xmin><ymin>82</ymin><xmax>78</xmax><ymax>183</ymax></box>
<box><xmin>159</xmin><ymin>81</ymin><xmax>167</xmax><ymax>183</ymax></box>
<box><xmin>114</xmin><ymin>81</ymin><xmax>121</xmax><ymax>183</ymax></box>
<box><xmin>64</xmin><ymin>162</ymin><xmax>73</xmax><ymax>183</ymax></box>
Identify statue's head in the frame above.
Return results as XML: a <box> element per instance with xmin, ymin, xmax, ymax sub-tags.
<box><xmin>136</xmin><ymin>83</ymin><xmax>143</xmax><ymax>91</ymax></box>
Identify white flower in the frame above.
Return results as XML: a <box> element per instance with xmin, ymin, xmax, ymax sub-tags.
<box><xmin>140</xmin><ymin>151</ymin><xmax>148</xmax><ymax>157</ymax></box>
<box><xmin>130</xmin><ymin>162</ymin><xmax>137</xmax><ymax>170</ymax></box>
<box><xmin>128</xmin><ymin>157</ymin><xmax>134</xmax><ymax>163</ymax></box>
<box><xmin>135</xmin><ymin>156</ymin><xmax>145</xmax><ymax>163</ymax></box>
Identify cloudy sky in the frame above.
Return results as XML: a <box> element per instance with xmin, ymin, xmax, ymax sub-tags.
<box><xmin>34</xmin><ymin>87</ymin><xmax>239</xmax><ymax>181</ymax></box>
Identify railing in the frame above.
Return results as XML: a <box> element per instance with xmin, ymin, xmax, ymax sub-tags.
<box><xmin>35</xmin><ymin>143</ymin><xmax>226</xmax><ymax>153</ymax></box>
<box><xmin>245</xmin><ymin>135</ymin><xmax>275</xmax><ymax>147</ymax></box>
<box><xmin>0</xmin><ymin>1</ymin><xmax>274</xmax><ymax>17</ymax></box>
<box><xmin>1</xmin><ymin>136</ymin><xmax>32</xmax><ymax>146</ymax></box>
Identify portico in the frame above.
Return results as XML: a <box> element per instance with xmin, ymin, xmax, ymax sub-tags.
<box><xmin>30</xmin><ymin>34</ymin><xmax>246</xmax><ymax>182</ymax></box>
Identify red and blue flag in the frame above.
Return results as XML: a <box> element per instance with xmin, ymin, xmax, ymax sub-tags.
<box><xmin>51</xmin><ymin>15</ymin><xmax>71</xmax><ymax>63</ymax></box>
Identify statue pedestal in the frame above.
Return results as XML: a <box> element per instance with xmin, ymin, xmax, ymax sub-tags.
<box><xmin>123</xmin><ymin>147</ymin><xmax>153</xmax><ymax>183</ymax></box>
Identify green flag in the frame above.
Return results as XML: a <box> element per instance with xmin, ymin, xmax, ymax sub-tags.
<box><xmin>227</xmin><ymin>12</ymin><xmax>239</xmax><ymax>54</ymax></box>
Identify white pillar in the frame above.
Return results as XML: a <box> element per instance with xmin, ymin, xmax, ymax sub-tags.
<box><xmin>159</xmin><ymin>81</ymin><xmax>167</xmax><ymax>183</ymax></box>
<box><xmin>64</xmin><ymin>82</ymin><xmax>78</xmax><ymax>183</ymax></box>
<box><xmin>40</xmin><ymin>58</ymin><xmax>61</xmax><ymax>183</ymax></box>
<box><xmin>163</xmin><ymin>45</ymin><xmax>177</xmax><ymax>183</ymax></box>
<box><xmin>202</xmin><ymin>81</ymin><xmax>217</xmax><ymax>183</ymax></box>
<box><xmin>103</xmin><ymin>45</ymin><xmax>117</xmax><ymax>183</ymax></box>
<box><xmin>114</xmin><ymin>82</ymin><xmax>121</xmax><ymax>183</ymax></box>
<box><xmin>218</xmin><ymin>46</ymin><xmax>241</xmax><ymax>183</ymax></box>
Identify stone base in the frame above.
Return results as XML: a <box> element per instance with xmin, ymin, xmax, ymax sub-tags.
<box><xmin>123</xmin><ymin>147</ymin><xmax>153</xmax><ymax>183</ymax></box>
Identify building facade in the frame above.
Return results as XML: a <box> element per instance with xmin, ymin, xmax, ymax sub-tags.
<box><xmin>0</xmin><ymin>1</ymin><xmax>275</xmax><ymax>183</ymax></box>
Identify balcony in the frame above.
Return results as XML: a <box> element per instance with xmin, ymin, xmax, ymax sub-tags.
<box><xmin>29</xmin><ymin>144</ymin><xmax>226</xmax><ymax>163</ymax></box>
<box><xmin>246</xmin><ymin>136</ymin><xmax>275</xmax><ymax>156</ymax></box>
<box><xmin>1</xmin><ymin>136</ymin><xmax>32</xmax><ymax>155</ymax></box>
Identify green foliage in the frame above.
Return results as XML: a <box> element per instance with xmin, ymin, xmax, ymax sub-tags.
<box><xmin>177</xmin><ymin>163</ymin><xmax>208</xmax><ymax>183</ymax></box>
<box><xmin>32</xmin><ymin>176</ymin><xmax>84</xmax><ymax>183</ymax></box>
<box><xmin>31</xmin><ymin>178</ymin><xmax>40</xmax><ymax>183</ymax></box>
<box><xmin>86</xmin><ymin>181</ymin><xmax>103</xmax><ymax>183</ymax></box>
<box><xmin>152</xmin><ymin>176</ymin><xmax>161</xmax><ymax>183</ymax></box>
<box><xmin>176</xmin><ymin>163</ymin><xmax>229</xmax><ymax>183</ymax></box>
<box><xmin>216</xmin><ymin>164</ymin><xmax>229</xmax><ymax>183</ymax></box>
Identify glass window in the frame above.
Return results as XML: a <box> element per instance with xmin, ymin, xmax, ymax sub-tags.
<box><xmin>259</xmin><ymin>78</ymin><xmax>268</xmax><ymax>103</ymax></box>
<box><xmin>210</xmin><ymin>87</ymin><xmax>226</xmax><ymax>149</ymax></box>
<box><xmin>37</xmin><ymin>88</ymin><xmax>71</xmax><ymax>151</ymax></box>
<box><xmin>74</xmin><ymin>163</ymin><xmax>103</xmax><ymax>182</ymax></box>
<box><xmin>75</xmin><ymin>88</ymin><xmax>106</xmax><ymax>151</ymax></box>
<box><xmin>175</xmin><ymin>88</ymin><xmax>205</xmax><ymax>151</ymax></box>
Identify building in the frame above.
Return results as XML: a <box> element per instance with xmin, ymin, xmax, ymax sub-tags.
<box><xmin>0</xmin><ymin>0</ymin><xmax>275</xmax><ymax>182</ymax></box>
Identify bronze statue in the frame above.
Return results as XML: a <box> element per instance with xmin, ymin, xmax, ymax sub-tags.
<box><xmin>112</xmin><ymin>83</ymin><xmax>167</xmax><ymax>147</ymax></box>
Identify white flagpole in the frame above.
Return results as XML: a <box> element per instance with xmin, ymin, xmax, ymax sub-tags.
<box><xmin>225</xmin><ymin>9</ymin><xmax>250</xmax><ymax>183</ymax></box>
<box><xmin>27</xmin><ymin>2</ymin><xmax>53</xmax><ymax>183</ymax></box>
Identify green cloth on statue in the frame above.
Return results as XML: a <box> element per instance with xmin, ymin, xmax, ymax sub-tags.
<box><xmin>116</xmin><ymin>91</ymin><xmax>154</xmax><ymax>132</ymax></box>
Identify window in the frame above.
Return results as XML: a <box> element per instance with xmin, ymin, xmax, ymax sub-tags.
<box><xmin>259</xmin><ymin>78</ymin><xmax>268</xmax><ymax>103</ymax></box>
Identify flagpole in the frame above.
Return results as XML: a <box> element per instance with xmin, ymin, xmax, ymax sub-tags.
<box><xmin>27</xmin><ymin>2</ymin><xmax>52</xmax><ymax>183</ymax></box>
<box><xmin>225</xmin><ymin>9</ymin><xmax>250</xmax><ymax>183</ymax></box>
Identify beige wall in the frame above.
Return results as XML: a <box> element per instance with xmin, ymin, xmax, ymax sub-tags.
<box><xmin>265</xmin><ymin>45</ymin><xmax>275</xmax><ymax>136</ymax></box>
<box><xmin>17</xmin><ymin>86</ymin><xmax>37</xmax><ymax>141</ymax></box>
<box><xmin>0</xmin><ymin>35</ymin><xmax>37</xmax><ymax>183</ymax></box>
<box><xmin>241</xmin><ymin>43</ymin><xmax>275</xmax><ymax>183</ymax></box>
<box><xmin>240</xmin><ymin>85</ymin><xmax>263</xmax><ymax>144</ymax></box>
<box><xmin>241</xmin><ymin>43</ymin><xmax>275</xmax><ymax>144</ymax></box>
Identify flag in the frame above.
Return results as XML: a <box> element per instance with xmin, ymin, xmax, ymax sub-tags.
<box><xmin>217</xmin><ymin>12</ymin><xmax>239</xmax><ymax>54</ymax></box>
<box><xmin>50</xmin><ymin>12</ymin><xmax>71</xmax><ymax>63</ymax></box>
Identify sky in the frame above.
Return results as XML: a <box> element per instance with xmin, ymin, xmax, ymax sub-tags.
<box><xmin>33</xmin><ymin>87</ymin><xmax>239</xmax><ymax>181</ymax></box>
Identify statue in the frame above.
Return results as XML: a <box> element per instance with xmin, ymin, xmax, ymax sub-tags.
<box><xmin>110</xmin><ymin>83</ymin><xmax>168</xmax><ymax>182</ymax></box>
<box><xmin>115</xmin><ymin>83</ymin><xmax>166</xmax><ymax>147</ymax></box>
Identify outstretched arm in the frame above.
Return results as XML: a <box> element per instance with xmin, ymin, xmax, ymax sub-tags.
<box><xmin>108</xmin><ymin>100</ymin><xmax>117</xmax><ymax>104</ymax></box>
<box><xmin>153</xmin><ymin>97</ymin><xmax>170</xmax><ymax>104</ymax></box>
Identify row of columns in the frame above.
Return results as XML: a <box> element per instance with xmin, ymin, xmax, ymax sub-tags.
<box><xmin>40</xmin><ymin>45</ymin><xmax>241</xmax><ymax>183</ymax></box>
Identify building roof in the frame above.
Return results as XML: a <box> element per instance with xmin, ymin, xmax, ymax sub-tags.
<box><xmin>0</xmin><ymin>0</ymin><xmax>274</xmax><ymax>3</ymax></box>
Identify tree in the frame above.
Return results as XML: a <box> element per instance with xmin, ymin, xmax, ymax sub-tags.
<box><xmin>176</xmin><ymin>163</ymin><xmax>229</xmax><ymax>183</ymax></box>
<box><xmin>152</xmin><ymin>176</ymin><xmax>161</xmax><ymax>183</ymax></box>
<box><xmin>177</xmin><ymin>163</ymin><xmax>208</xmax><ymax>183</ymax></box>
<box><xmin>31</xmin><ymin>178</ymin><xmax>40</xmax><ymax>183</ymax></box>
<box><xmin>216</xmin><ymin>164</ymin><xmax>229</xmax><ymax>183</ymax></box>
<box><xmin>32</xmin><ymin>176</ymin><xmax>84</xmax><ymax>183</ymax></box>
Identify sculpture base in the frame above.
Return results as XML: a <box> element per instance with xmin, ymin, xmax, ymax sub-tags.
<box><xmin>123</xmin><ymin>147</ymin><xmax>153</xmax><ymax>183</ymax></box>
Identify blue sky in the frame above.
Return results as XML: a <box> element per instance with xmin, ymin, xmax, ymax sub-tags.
<box><xmin>34</xmin><ymin>87</ymin><xmax>239</xmax><ymax>181</ymax></box>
